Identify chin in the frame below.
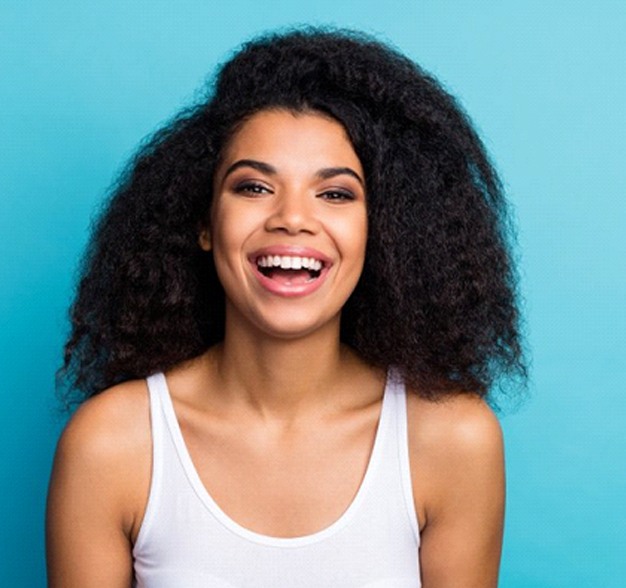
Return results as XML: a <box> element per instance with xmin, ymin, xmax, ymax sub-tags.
<box><xmin>250</xmin><ymin>312</ymin><xmax>340</xmax><ymax>341</ymax></box>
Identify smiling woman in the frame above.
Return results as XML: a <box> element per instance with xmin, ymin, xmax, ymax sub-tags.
<box><xmin>205</xmin><ymin>110</ymin><xmax>367</xmax><ymax>337</ymax></box>
<box><xmin>48</xmin><ymin>28</ymin><xmax>525</xmax><ymax>588</ymax></box>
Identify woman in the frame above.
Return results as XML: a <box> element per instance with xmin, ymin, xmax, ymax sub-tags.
<box><xmin>47</xmin><ymin>28</ymin><xmax>525</xmax><ymax>587</ymax></box>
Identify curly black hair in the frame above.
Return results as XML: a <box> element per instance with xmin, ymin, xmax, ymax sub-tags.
<box><xmin>60</xmin><ymin>27</ymin><xmax>526</xmax><ymax>404</ymax></box>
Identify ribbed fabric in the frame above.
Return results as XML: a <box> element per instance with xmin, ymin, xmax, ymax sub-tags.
<box><xmin>133</xmin><ymin>370</ymin><xmax>421</xmax><ymax>587</ymax></box>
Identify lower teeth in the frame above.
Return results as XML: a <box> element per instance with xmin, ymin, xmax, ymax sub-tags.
<box><xmin>258</xmin><ymin>267</ymin><xmax>320</xmax><ymax>279</ymax></box>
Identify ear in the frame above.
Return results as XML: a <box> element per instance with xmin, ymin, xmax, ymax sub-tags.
<box><xmin>198</xmin><ymin>227</ymin><xmax>212</xmax><ymax>251</ymax></box>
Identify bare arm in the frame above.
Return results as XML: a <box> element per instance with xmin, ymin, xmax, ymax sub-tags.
<box><xmin>409</xmin><ymin>395</ymin><xmax>505</xmax><ymax>588</ymax></box>
<box><xmin>46</xmin><ymin>383</ymin><xmax>150</xmax><ymax>587</ymax></box>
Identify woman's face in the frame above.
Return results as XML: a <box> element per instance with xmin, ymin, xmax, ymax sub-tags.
<box><xmin>204</xmin><ymin>109</ymin><xmax>367</xmax><ymax>340</ymax></box>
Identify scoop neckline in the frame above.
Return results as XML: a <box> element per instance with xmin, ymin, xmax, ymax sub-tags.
<box><xmin>155</xmin><ymin>370</ymin><xmax>392</xmax><ymax>548</ymax></box>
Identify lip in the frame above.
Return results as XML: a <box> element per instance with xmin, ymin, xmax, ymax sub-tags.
<box><xmin>248</xmin><ymin>245</ymin><xmax>333</xmax><ymax>298</ymax></box>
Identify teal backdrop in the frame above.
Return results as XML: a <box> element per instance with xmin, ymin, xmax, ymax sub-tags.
<box><xmin>1</xmin><ymin>1</ymin><xmax>624</xmax><ymax>586</ymax></box>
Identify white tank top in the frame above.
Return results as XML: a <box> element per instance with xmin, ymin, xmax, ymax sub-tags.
<box><xmin>133</xmin><ymin>370</ymin><xmax>421</xmax><ymax>587</ymax></box>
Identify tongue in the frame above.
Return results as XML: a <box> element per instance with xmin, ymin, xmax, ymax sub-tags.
<box><xmin>268</xmin><ymin>268</ymin><xmax>313</xmax><ymax>285</ymax></box>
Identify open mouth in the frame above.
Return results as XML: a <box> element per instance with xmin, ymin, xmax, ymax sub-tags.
<box><xmin>255</xmin><ymin>254</ymin><xmax>325</xmax><ymax>285</ymax></box>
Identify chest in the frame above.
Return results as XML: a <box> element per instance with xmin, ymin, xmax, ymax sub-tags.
<box><xmin>178</xmin><ymin>406</ymin><xmax>379</xmax><ymax>538</ymax></box>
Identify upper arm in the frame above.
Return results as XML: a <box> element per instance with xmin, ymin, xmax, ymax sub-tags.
<box><xmin>409</xmin><ymin>396</ymin><xmax>505</xmax><ymax>588</ymax></box>
<box><xmin>46</xmin><ymin>383</ymin><xmax>150</xmax><ymax>588</ymax></box>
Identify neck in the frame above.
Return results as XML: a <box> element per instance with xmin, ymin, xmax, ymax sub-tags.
<box><xmin>209</xmin><ymin>314</ymin><xmax>357</xmax><ymax>420</ymax></box>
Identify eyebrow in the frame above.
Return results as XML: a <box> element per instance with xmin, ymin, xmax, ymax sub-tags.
<box><xmin>222</xmin><ymin>159</ymin><xmax>365</xmax><ymax>187</ymax></box>
<box><xmin>317</xmin><ymin>167</ymin><xmax>365</xmax><ymax>187</ymax></box>
<box><xmin>223</xmin><ymin>159</ymin><xmax>276</xmax><ymax>178</ymax></box>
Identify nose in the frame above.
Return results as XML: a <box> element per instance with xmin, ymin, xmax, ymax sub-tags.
<box><xmin>264</xmin><ymin>190</ymin><xmax>320</xmax><ymax>235</ymax></box>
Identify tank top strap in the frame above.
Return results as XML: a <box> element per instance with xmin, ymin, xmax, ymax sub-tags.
<box><xmin>386</xmin><ymin>368</ymin><xmax>420</xmax><ymax>541</ymax></box>
<box><xmin>133</xmin><ymin>372</ymin><xmax>169</xmax><ymax>550</ymax></box>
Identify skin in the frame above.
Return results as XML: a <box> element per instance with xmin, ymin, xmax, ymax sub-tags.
<box><xmin>47</xmin><ymin>110</ymin><xmax>505</xmax><ymax>587</ymax></box>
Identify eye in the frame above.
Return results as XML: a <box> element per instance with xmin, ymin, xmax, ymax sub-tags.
<box><xmin>234</xmin><ymin>181</ymin><xmax>272</xmax><ymax>195</ymax></box>
<box><xmin>318</xmin><ymin>189</ymin><xmax>355</xmax><ymax>202</ymax></box>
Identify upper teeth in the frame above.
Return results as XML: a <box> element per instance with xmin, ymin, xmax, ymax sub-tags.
<box><xmin>257</xmin><ymin>255</ymin><xmax>323</xmax><ymax>271</ymax></box>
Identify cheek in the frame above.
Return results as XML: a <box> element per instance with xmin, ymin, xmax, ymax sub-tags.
<box><xmin>210</xmin><ymin>202</ymin><xmax>242</xmax><ymax>254</ymax></box>
<box><xmin>209</xmin><ymin>203</ymin><xmax>262</xmax><ymax>292</ymax></box>
<box><xmin>340</xmin><ymin>212</ymin><xmax>368</xmax><ymax>265</ymax></box>
<box><xmin>209</xmin><ymin>208</ymin><xmax>242</xmax><ymax>279</ymax></box>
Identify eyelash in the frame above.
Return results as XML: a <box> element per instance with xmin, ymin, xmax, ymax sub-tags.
<box><xmin>234</xmin><ymin>182</ymin><xmax>271</xmax><ymax>195</ymax></box>
<box><xmin>319</xmin><ymin>190</ymin><xmax>355</xmax><ymax>202</ymax></box>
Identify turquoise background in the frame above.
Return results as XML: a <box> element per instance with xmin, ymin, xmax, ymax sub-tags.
<box><xmin>1</xmin><ymin>1</ymin><xmax>624</xmax><ymax>586</ymax></box>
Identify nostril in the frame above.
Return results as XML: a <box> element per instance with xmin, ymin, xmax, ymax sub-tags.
<box><xmin>264</xmin><ymin>201</ymin><xmax>319</xmax><ymax>235</ymax></box>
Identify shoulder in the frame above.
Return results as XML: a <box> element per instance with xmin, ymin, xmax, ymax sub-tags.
<box><xmin>407</xmin><ymin>392</ymin><xmax>503</xmax><ymax>455</ymax></box>
<box><xmin>406</xmin><ymin>392</ymin><xmax>505</xmax><ymax>529</ymax></box>
<box><xmin>57</xmin><ymin>379</ymin><xmax>151</xmax><ymax>463</ymax></box>
<box><xmin>47</xmin><ymin>381</ymin><xmax>152</xmax><ymax>583</ymax></box>
<box><xmin>51</xmin><ymin>379</ymin><xmax>152</xmax><ymax>536</ymax></box>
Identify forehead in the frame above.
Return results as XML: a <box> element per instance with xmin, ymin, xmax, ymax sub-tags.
<box><xmin>218</xmin><ymin>109</ymin><xmax>362</xmax><ymax>174</ymax></box>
